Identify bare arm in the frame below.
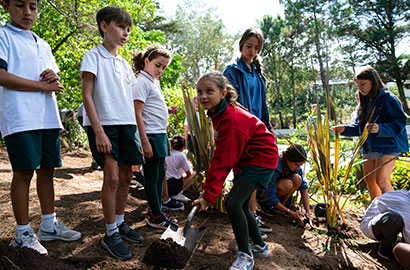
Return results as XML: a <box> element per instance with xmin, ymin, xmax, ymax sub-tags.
<box><xmin>300</xmin><ymin>189</ymin><xmax>311</xmax><ymax>221</ymax></box>
<box><xmin>82</xmin><ymin>71</ymin><xmax>111</xmax><ymax>154</ymax></box>
<box><xmin>134</xmin><ymin>100</ymin><xmax>152</xmax><ymax>158</ymax></box>
<box><xmin>0</xmin><ymin>68</ymin><xmax>63</xmax><ymax>92</ymax></box>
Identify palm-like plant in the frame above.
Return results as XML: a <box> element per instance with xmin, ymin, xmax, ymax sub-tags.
<box><xmin>182</xmin><ymin>83</ymin><xmax>224</xmax><ymax>211</ymax></box>
<box><xmin>303</xmin><ymin>82</ymin><xmax>373</xmax><ymax>229</ymax></box>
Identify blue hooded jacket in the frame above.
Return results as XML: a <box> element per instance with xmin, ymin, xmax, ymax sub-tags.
<box><xmin>342</xmin><ymin>88</ymin><xmax>409</xmax><ymax>154</ymax></box>
<box><xmin>223</xmin><ymin>58</ymin><xmax>271</xmax><ymax>129</ymax></box>
<box><xmin>257</xmin><ymin>157</ymin><xmax>308</xmax><ymax>207</ymax></box>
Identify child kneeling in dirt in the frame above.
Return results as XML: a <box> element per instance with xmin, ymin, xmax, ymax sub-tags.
<box><xmin>163</xmin><ymin>134</ymin><xmax>196</xmax><ymax>206</ymax></box>
<box><xmin>81</xmin><ymin>6</ymin><xmax>144</xmax><ymax>260</ymax></box>
<box><xmin>360</xmin><ymin>189</ymin><xmax>410</xmax><ymax>264</ymax></box>
<box><xmin>193</xmin><ymin>71</ymin><xmax>278</xmax><ymax>270</ymax></box>
<box><xmin>0</xmin><ymin>0</ymin><xmax>81</xmax><ymax>256</ymax></box>
<box><xmin>257</xmin><ymin>144</ymin><xmax>311</xmax><ymax>226</ymax></box>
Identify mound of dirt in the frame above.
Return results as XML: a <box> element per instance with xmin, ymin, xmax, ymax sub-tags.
<box><xmin>0</xmin><ymin>241</ymin><xmax>71</xmax><ymax>270</ymax></box>
<box><xmin>143</xmin><ymin>238</ymin><xmax>191</xmax><ymax>269</ymax></box>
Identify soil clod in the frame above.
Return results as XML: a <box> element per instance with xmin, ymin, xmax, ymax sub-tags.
<box><xmin>143</xmin><ymin>238</ymin><xmax>191</xmax><ymax>269</ymax></box>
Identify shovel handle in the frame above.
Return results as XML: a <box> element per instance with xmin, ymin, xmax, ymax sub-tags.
<box><xmin>187</xmin><ymin>205</ymin><xmax>200</xmax><ymax>223</ymax></box>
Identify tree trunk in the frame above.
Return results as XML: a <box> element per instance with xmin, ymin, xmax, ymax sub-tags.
<box><xmin>396</xmin><ymin>79</ymin><xmax>410</xmax><ymax>115</ymax></box>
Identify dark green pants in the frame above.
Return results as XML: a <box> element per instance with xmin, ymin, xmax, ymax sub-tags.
<box><xmin>225</xmin><ymin>175</ymin><xmax>265</xmax><ymax>255</ymax></box>
<box><xmin>143</xmin><ymin>157</ymin><xmax>166</xmax><ymax>216</ymax></box>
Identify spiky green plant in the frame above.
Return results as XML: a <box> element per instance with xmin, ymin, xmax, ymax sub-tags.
<box><xmin>181</xmin><ymin>82</ymin><xmax>224</xmax><ymax>211</ymax></box>
<box><xmin>303</xmin><ymin>78</ymin><xmax>374</xmax><ymax>228</ymax></box>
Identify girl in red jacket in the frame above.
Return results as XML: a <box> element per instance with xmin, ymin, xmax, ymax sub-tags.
<box><xmin>193</xmin><ymin>71</ymin><xmax>279</xmax><ymax>270</ymax></box>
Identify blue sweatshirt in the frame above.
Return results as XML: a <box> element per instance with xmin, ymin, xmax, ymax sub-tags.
<box><xmin>223</xmin><ymin>58</ymin><xmax>271</xmax><ymax>129</ymax></box>
<box><xmin>342</xmin><ymin>88</ymin><xmax>409</xmax><ymax>154</ymax></box>
<box><xmin>257</xmin><ymin>157</ymin><xmax>308</xmax><ymax>207</ymax></box>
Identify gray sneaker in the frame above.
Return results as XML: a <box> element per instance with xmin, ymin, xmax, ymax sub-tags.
<box><xmin>118</xmin><ymin>222</ymin><xmax>143</xmax><ymax>243</ymax></box>
<box><xmin>37</xmin><ymin>221</ymin><xmax>81</xmax><ymax>241</ymax></box>
<box><xmin>101</xmin><ymin>232</ymin><xmax>132</xmax><ymax>260</ymax></box>
<box><xmin>255</xmin><ymin>215</ymin><xmax>272</xmax><ymax>233</ymax></box>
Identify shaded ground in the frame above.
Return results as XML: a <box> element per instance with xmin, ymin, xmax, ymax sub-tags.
<box><xmin>0</xmin><ymin>146</ymin><xmax>404</xmax><ymax>269</ymax></box>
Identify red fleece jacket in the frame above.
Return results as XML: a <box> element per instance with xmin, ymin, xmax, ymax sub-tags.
<box><xmin>203</xmin><ymin>104</ymin><xmax>279</xmax><ymax>204</ymax></box>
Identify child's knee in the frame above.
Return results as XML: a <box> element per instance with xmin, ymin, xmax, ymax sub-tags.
<box><xmin>103</xmin><ymin>172</ymin><xmax>120</xmax><ymax>189</ymax></box>
<box><xmin>290</xmin><ymin>174</ymin><xmax>302</xmax><ymax>187</ymax></box>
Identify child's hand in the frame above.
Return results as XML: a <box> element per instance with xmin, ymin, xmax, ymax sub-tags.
<box><xmin>289</xmin><ymin>210</ymin><xmax>304</xmax><ymax>226</ymax></box>
<box><xmin>168</xmin><ymin>105</ymin><xmax>178</xmax><ymax>114</ymax></box>
<box><xmin>95</xmin><ymin>131</ymin><xmax>112</xmax><ymax>154</ymax></box>
<box><xmin>330</xmin><ymin>125</ymin><xmax>345</xmax><ymax>134</ymax></box>
<box><xmin>40</xmin><ymin>69</ymin><xmax>60</xmax><ymax>83</ymax></box>
<box><xmin>142</xmin><ymin>140</ymin><xmax>153</xmax><ymax>158</ymax></box>
<box><xmin>41</xmin><ymin>80</ymin><xmax>64</xmax><ymax>92</ymax></box>
<box><xmin>192</xmin><ymin>197</ymin><xmax>209</xmax><ymax>212</ymax></box>
<box><xmin>366</xmin><ymin>123</ymin><xmax>379</xmax><ymax>133</ymax></box>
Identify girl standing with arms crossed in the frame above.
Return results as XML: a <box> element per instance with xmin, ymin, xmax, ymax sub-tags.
<box><xmin>193</xmin><ymin>72</ymin><xmax>278</xmax><ymax>270</ymax></box>
<box><xmin>331</xmin><ymin>67</ymin><xmax>409</xmax><ymax>200</ymax></box>
<box><xmin>223</xmin><ymin>27</ymin><xmax>275</xmax><ymax>234</ymax></box>
<box><xmin>132</xmin><ymin>44</ymin><xmax>178</xmax><ymax>229</ymax></box>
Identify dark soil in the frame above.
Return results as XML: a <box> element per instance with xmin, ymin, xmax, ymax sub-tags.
<box><xmin>143</xmin><ymin>238</ymin><xmax>191</xmax><ymax>269</ymax></box>
<box><xmin>0</xmin><ymin>146</ymin><xmax>404</xmax><ymax>270</ymax></box>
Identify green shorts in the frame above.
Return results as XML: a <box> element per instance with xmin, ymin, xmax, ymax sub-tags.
<box><xmin>5</xmin><ymin>129</ymin><xmax>62</xmax><ymax>172</ymax></box>
<box><xmin>147</xmin><ymin>133</ymin><xmax>170</xmax><ymax>158</ymax></box>
<box><xmin>167</xmin><ymin>177</ymin><xmax>183</xmax><ymax>196</ymax></box>
<box><xmin>87</xmin><ymin>125</ymin><xmax>144</xmax><ymax>168</ymax></box>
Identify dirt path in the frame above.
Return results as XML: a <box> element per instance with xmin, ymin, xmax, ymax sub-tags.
<box><xmin>0</xmin><ymin>146</ymin><xmax>403</xmax><ymax>269</ymax></box>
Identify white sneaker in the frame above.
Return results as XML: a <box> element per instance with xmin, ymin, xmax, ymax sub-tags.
<box><xmin>229</xmin><ymin>251</ymin><xmax>254</xmax><ymax>270</ymax></box>
<box><xmin>12</xmin><ymin>228</ymin><xmax>48</xmax><ymax>255</ymax></box>
<box><xmin>38</xmin><ymin>220</ymin><xmax>81</xmax><ymax>241</ymax></box>
<box><xmin>171</xmin><ymin>191</ymin><xmax>191</xmax><ymax>202</ymax></box>
<box><xmin>250</xmin><ymin>243</ymin><xmax>269</xmax><ymax>258</ymax></box>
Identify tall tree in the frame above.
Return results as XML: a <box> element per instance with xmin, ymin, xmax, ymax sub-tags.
<box><xmin>164</xmin><ymin>0</ymin><xmax>236</xmax><ymax>84</ymax></box>
<box><xmin>341</xmin><ymin>0</ymin><xmax>410</xmax><ymax>114</ymax></box>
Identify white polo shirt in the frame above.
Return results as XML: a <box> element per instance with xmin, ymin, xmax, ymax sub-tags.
<box><xmin>133</xmin><ymin>71</ymin><xmax>168</xmax><ymax>134</ymax></box>
<box><xmin>0</xmin><ymin>24</ymin><xmax>62</xmax><ymax>137</ymax></box>
<box><xmin>360</xmin><ymin>190</ymin><xmax>410</xmax><ymax>243</ymax></box>
<box><xmin>166</xmin><ymin>149</ymin><xmax>192</xmax><ymax>179</ymax></box>
<box><xmin>80</xmin><ymin>45</ymin><xmax>137</xmax><ymax>126</ymax></box>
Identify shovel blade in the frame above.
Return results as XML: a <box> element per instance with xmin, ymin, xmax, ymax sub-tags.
<box><xmin>160</xmin><ymin>222</ymin><xmax>206</xmax><ymax>253</ymax></box>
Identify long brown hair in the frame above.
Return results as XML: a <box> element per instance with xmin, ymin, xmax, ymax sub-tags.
<box><xmin>239</xmin><ymin>28</ymin><xmax>264</xmax><ymax>74</ymax></box>
<box><xmin>354</xmin><ymin>67</ymin><xmax>385</xmax><ymax>124</ymax></box>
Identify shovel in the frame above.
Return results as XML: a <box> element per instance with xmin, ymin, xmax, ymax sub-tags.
<box><xmin>160</xmin><ymin>204</ymin><xmax>207</xmax><ymax>254</ymax></box>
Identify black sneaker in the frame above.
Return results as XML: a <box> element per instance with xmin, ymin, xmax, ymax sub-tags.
<box><xmin>146</xmin><ymin>214</ymin><xmax>172</xmax><ymax>230</ymax></box>
<box><xmin>101</xmin><ymin>232</ymin><xmax>132</xmax><ymax>260</ymax></box>
<box><xmin>162</xmin><ymin>198</ymin><xmax>184</xmax><ymax>211</ymax></box>
<box><xmin>255</xmin><ymin>214</ymin><xmax>272</xmax><ymax>233</ymax></box>
<box><xmin>377</xmin><ymin>243</ymin><xmax>394</xmax><ymax>260</ymax></box>
<box><xmin>118</xmin><ymin>222</ymin><xmax>143</xmax><ymax>243</ymax></box>
<box><xmin>163</xmin><ymin>212</ymin><xmax>178</xmax><ymax>223</ymax></box>
<box><xmin>258</xmin><ymin>201</ymin><xmax>277</xmax><ymax>217</ymax></box>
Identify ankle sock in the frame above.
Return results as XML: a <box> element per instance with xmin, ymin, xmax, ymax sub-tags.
<box><xmin>41</xmin><ymin>213</ymin><xmax>56</xmax><ymax>228</ymax></box>
<box><xmin>16</xmin><ymin>223</ymin><xmax>31</xmax><ymax>236</ymax></box>
<box><xmin>106</xmin><ymin>222</ymin><xmax>119</xmax><ymax>236</ymax></box>
<box><xmin>115</xmin><ymin>214</ymin><xmax>125</xmax><ymax>227</ymax></box>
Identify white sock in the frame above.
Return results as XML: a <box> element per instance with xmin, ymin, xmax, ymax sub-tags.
<box><xmin>106</xmin><ymin>222</ymin><xmax>118</xmax><ymax>236</ymax></box>
<box><xmin>16</xmin><ymin>223</ymin><xmax>31</xmax><ymax>236</ymax></box>
<box><xmin>41</xmin><ymin>213</ymin><xmax>56</xmax><ymax>228</ymax></box>
<box><xmin>115</xmin><ymin>214</ymin><xmax>124</xmax><ymax>227</ymax></box>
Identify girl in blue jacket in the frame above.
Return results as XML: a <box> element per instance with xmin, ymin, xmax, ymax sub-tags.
<box><xmin>331</xmin><ymin>67</ymin><xmax>409</xmax><ymax>200</ymax></box>
<box><xmin>223</xmin><ymin>28</ymin><xmax>275</xmax><ymax>235</ymax></box>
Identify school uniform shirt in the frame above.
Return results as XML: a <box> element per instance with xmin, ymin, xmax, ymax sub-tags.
<box><xmin>360</xmin><ymin>190</ymin><xmax>410</xmax><ymax>243</ymax></box>
<box><xmin>166</xmin><ymin>149</ymin><xmax>192</xmax><ymax>180</ymax></box>
<box><xmin>202</xmin><ymin>100</ymin><xmax>279</xmax><ymax>204</ymax></box>
<box><xmin>342</xmin><ymin>88</ymin><xmax>409</xmax><ymax>154</ymax></box>
<box><xmin>257</xmin><ymin>157</ymin><xmax>308</xmax><ymax>207</ymax></box>
<box><xmin>223</xmin><ymin>58</ymin><xmax>271</xmax><ymax>129</ymax></box>
<box><xmin>0</xmin><ymin>23</ymin><xmax>63</xmax><ymax>137</ymax></box>
<box><xmin>80</xmin><ymin>45</ymin><xmax>137</xmax><ymax>126</ymax></box>
<box><xmin>133</xmin><ymin>71</ymin><xmax>168</xmax><ymax>134</ymax></box>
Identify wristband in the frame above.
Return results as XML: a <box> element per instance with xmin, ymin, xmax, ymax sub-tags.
<box><xmin>285</xmin><ymin>208</ymin><xmax>290</xmax><ymax>215</ymax></box>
